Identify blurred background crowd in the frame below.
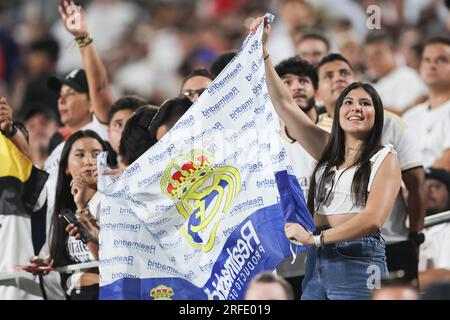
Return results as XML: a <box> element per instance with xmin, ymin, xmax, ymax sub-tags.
<box><xmin>1</xmin><ymin>0</ymin><xmax>450</xmax><ymax>300</ymax></box>
<box><xmin>1</xmin><ymin>0</ymin><xmax>449</xmax><ymax>114</ymax></box>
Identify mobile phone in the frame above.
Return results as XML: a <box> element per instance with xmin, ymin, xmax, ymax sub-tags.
<box><xmin>60</xmin><ymin>209</ymin><xmax>78</xmax><ymax>225</ymax></box>
<box><xmin>13</xmin><ymin>264</ymin><xmax>53</xmax><ymax>273</ymax></box>
<box><xmin>60</xmin><ymin>209</ymin><xmax>93</xmax><ymax>244</ymax></box>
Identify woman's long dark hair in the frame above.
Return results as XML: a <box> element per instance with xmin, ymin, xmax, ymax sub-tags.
<box><xmin>307</xmin><ymin>82</ymin><xmax>384</xmax><ymax>214</ymax></box>
<box><xmin>49</xmin><ymin>130</ymin><xmax>108</xmax><ymax>267</ymax></box>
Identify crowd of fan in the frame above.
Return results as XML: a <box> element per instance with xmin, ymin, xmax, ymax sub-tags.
<box><xmin>0</xmin><ymin>0</ymin><xmax>449</xmax><ymax>300</ymax></box>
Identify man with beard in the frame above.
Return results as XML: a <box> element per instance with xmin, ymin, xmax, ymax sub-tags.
<box><xmin>273</xmin><ymin>56</ymin><xmax>318</xmax><ymax>299</ymax></box>
<box><xmin>316</xmin><ymin>53</ymin><xmax>426</xmax><ymax>285</ymax></box>
<box><xmin>419</xmin><ymin>168</ymin><xmax>450</xmax><ymax>289</ymax></box>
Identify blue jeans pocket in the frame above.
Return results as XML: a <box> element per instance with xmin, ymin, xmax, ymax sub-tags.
<box><xmin>335</xmin><ymin>240</ymin><xmax>372</xmax><ymax>259</ymax></box>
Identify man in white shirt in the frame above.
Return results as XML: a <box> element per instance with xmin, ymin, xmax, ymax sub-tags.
<box><xmin>44</xmin><ymin>68</ymin><xmax>109</xmax><ymax>186</ymax></box>
<box><xmin>316</xmin><ymin>53</ymin><xmax>426</xmax><ymax>283</ymax></box>
<box><xmin>274</xmin><ymin>56</ymin><xmax>318</xmax><ymax>299</ymax></box>
<box><xmin>364</xmin><ymin>32</ymin><xmax>427</xmax><ymax>115</ymax></box>
<box><xmin>419</xmin><ymin>168</ymin><xmax>450</xmax><ymax>289</ymax></box>
<box><xmin>295</xmin><ymin>32</ymin><xmax>330</xmax><ymax>67</ymax></box>
<box><xmin>402</xmin><ymin>36</ymin><xmax>450</xmax><ymax>172</ymax></box>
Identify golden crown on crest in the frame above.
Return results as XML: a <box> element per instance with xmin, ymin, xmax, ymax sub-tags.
<box><xmin>161</xmin><ymin>150</ymin><xmax>213</xmax><ymax>200</ymax></box>
<box><xmin>150</xmin><ymin>285</ymin><xmax>174</xmax><ymax>300</ymax></box>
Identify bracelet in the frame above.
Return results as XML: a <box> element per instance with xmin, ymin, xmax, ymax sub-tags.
<box><xmin>264</xmin><ymin>53</ymin><xmax>270</xmax><ymax>60</ymax></box>
<box><xmin>1</xmin><ymin>121</ymin><xmax>17</xmax><ymax>138</ymax></box>
<box><xmin>313</xmin><ymin>233</ymin><xmax>321</xmax><ymax>248</ymax></box>
<box><xmin>76</xmin><ymin>206</ymin><xmax>90</xmax><ymax>214</ymax></box>
<box><xmin>75</xmin><ymin>34</ymin><xmax>93</xmax><ymax>48</ymax></box>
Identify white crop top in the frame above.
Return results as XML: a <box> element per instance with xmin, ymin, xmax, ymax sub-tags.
<box><xmin>314</xmin><ymin>144</ymin><xmax>396</xmax><ymax>215</ymax></box>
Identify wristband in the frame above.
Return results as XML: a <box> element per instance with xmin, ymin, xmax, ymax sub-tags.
<box><xmin>75</xmin><ymin>34</ymin><xmax>93</xmax><ymax>48</ymax></box>
<box><xmin>313</xmin><ymin>233</ymin><xmax>321</xmax><ymax>248</ymax></box>
<box><xmin>1</xmin><ymin>121</ymin><xmax>17</xmax><ymax>138</ymax></box>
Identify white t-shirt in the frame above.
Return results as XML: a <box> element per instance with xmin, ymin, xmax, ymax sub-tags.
<box><xmin>0</xmin><ymin>214</ymin><xmax>43</xmax><ymax>299</ymax></box>
<box><xmin>419</xmin><ymin>223</ymin><xmax>450</xmax><ymax>271</ymax></box>
<box><xmin>402</xmin><ymin>99</ymin><xmax>450</xmax><ymax>168</ymax></box>
<box><xmin>318</xmin><ymin>111</ymin><xmax>423</xmax><ymax>243</ymax></box>
<box><xmin>314</xmin><ymin>145</ymin><xmax>396</xmax><ymax>215</ymax></box>
<box><xmin>66</xmin><ymin>192</ymin><xmax>101</xmax><ymax>264</ymax></box>
<box><xmin>44</xmin><ymin>115</ymin><xmax>109</xmax><ymax>174</ymax></box>
<box><xmin>281</xmin><ymin>124</ymin><xmax>317</xmax><ymax>198</ymax></box>
<box><xmin>64</xmin><ymin>192</ymin><xmax>102</xmax><ymax>296</ymax></box>
<box><xmin>373</xmin><ymin>65</ymin><xmax>427</xmax><ymax>113</ymax></box>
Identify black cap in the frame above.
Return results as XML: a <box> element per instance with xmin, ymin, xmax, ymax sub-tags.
<box><xmin>425</xmin><ymin>167</ymin><xmax>450</xmax><ymax>191</ymax></box>
<box><xmin>22</xmin><ymin>103</ymin><xmax>59</xmax><ymax>122</ymax></box>
<box><xmin>47</xmin><ymin>69</ymin><xmax>89</xmax><ymax>94</ymax></box>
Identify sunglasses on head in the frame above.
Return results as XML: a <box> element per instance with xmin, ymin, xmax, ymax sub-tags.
<box><xmin>181</xmin><ymin>88</ymin><xmax>206</xmax><ymax>99</ymax></box>
<box><xmin>315</xmin><ymin>169</ymin><xmax>336</xmax><ymax>213</ymax></box>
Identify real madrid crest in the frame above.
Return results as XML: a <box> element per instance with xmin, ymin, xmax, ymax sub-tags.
<box><xmin>161</xmin><ymin>150</ymin><xmax>241</xmax><ymax>252</ymax></box>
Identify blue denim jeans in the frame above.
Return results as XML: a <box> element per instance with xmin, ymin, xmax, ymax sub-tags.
<box><xmin>301</xmin><ymin>230</ymin><xmax>388</xmax><ymax>300</ymax></box>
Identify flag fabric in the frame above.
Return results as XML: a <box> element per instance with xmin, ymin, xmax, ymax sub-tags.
<box><xmin>97</xmin><ymin>15</ymin><xmax>314</xmax><ymax>300</ymax></box>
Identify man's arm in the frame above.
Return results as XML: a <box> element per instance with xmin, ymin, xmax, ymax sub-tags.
<box><xmin>59</xmin><ymin>1</ymin><xmax>115</xmax><ymax>124</ymax></box>
<box><xmin>402</xmin><ymin>167</ymin><xmax>426</xmax><ymax>233</ymax></box>
<box><xmin>0</xmin><ymin>97</ymin><xmax>31</xmax><ymax>160</ymax></box>
<box><xmin>402</xmin><ymin>167</ymin><xmax>427</xmax><ymax>257</ymax></box>
<box><xmin>433</xmin><ymin>149</ymin><xmax>450</xmax><ymax>172</ymax></box>
<box><xmin>419</xmin><ymin>269</ymin><xmax>450</xmax><ymax>289</ymax></box>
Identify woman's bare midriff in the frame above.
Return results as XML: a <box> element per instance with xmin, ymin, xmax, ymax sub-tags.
<box><xmin>314</xmin><ymin>212</ymin><xmax>358</xmax><ymax>228</ymax></box>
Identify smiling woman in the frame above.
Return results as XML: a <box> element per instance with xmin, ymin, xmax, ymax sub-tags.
<box><xmin>251</xmin><ymin>15</ymin><xmax>402</xmax><ymax>300</ymax></box>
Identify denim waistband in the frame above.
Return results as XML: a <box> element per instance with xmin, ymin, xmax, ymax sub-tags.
<box><xmin>316</xmin><ymin>225</ymin><xmax>382</xmax><ymax>240</ymax></box>
<box><xmin>361</xmin><ymin>229</ymin><xmax>383</xmax><ymax>241</ymax></box>
<box><xmin>316</xmin><ymin>229</ymin><xmax>384</xmax><ymax>250</ymax></box>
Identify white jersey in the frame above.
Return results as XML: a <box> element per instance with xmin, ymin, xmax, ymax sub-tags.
<box><xmin>372</xmin><ymin>65</ymin><xmax>427</xmax><ymax>113</ymax></box>
<box><xmin>64</xmin><ymin>192</ymin><xmax>102</xmax><ymax>296</ymax></box>
<box><xmin>402</xmin><ymin>99</ymin><xmax>450</xmax><ymax>168</ymax></box>
<box><xmin>0</xmin><ymin>214</ymin><xmax>43</xmax><ymax>299</ymax></box>
<box><xmin>66</xmin><ymin>192</ymin><xmax>101</xmax><ymax>264</ymax></box>
<box><xmin>419</xmin><ymin>223</ymin><xmax>450</xmax><ymax>271</ymax></box>
<box><xmin>318</xmin><ymin>111</ymin><xmax>423</xmax><ymax>243</ymax></box>
<box><xmin>281</xmin><ymin>124</ymin><xmax>317</xmax><ymax>198</ymax></box>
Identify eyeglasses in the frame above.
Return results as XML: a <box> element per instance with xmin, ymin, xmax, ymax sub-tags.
<box><xmin>315</xmin><ymin>169</ymin><xmax>335</xmax><ymax>213</ymax></box>
<box><xmin>181</xmin><ymin>88</ymin><xmax>206</xmax><ymax>99</ymax></box>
